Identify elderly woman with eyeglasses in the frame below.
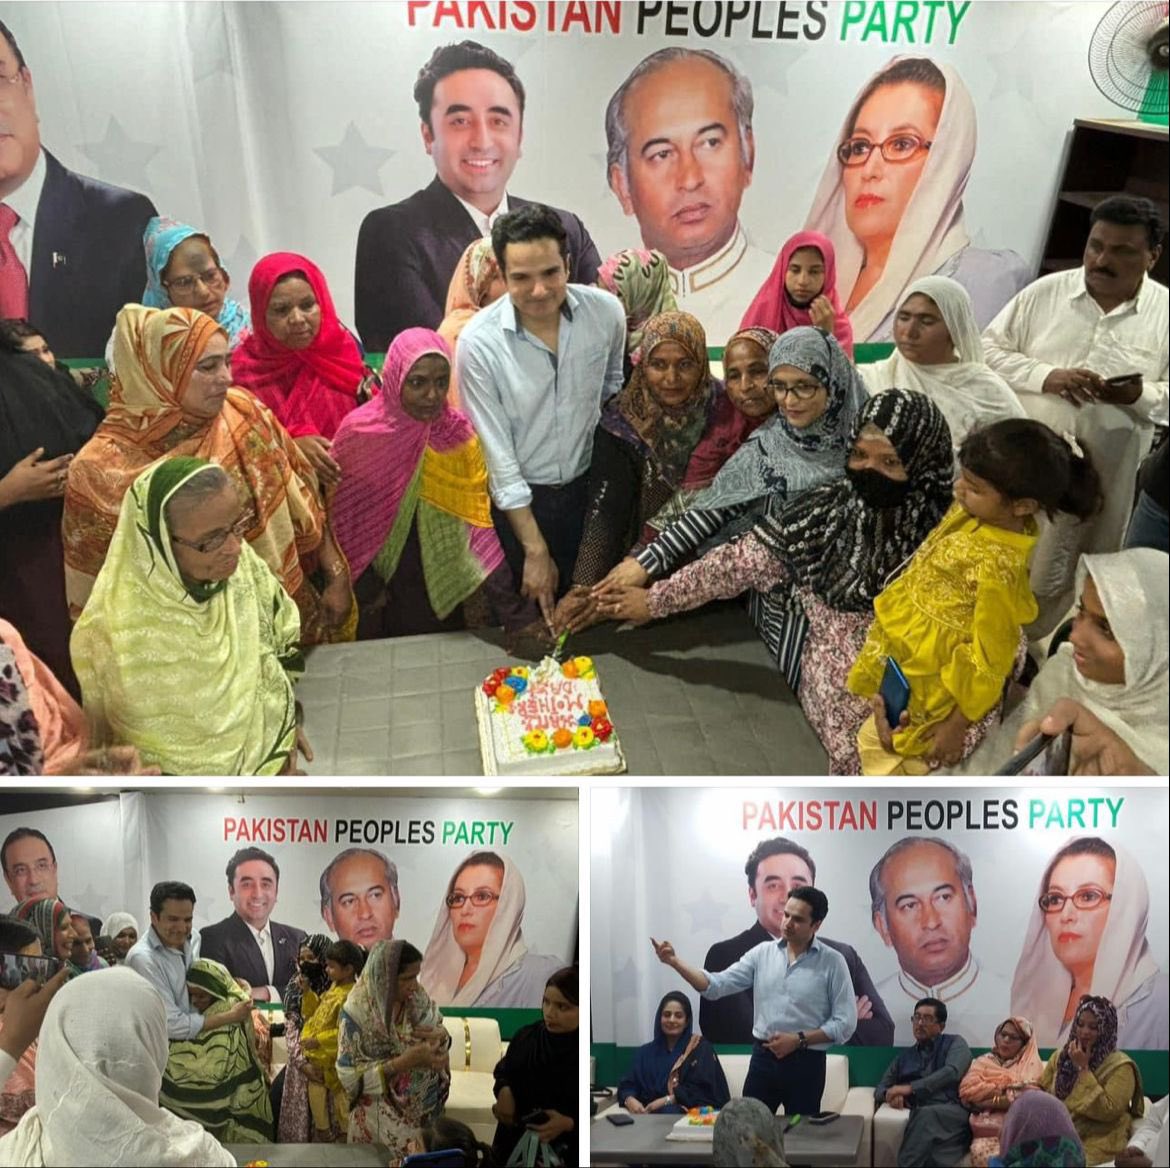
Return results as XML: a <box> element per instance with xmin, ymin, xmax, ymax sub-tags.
<box><xmin>958</xmin><ymin>1017</ymin><xmax>1044</xmax><ymax>1167</ymax></box>
<box><xmin>64</xmin><ymin>305</ymin><xmax>352</xmax><ymax>643</ymax></box>
<box><xmin>419</xmin><ymin>851</ymin><xmax>564</xmax><ymax>1008</ymax></box>
<box><xmin>1011</xmin><ymin>835</ymin><xmax>1169</xmax><ymax>1053</ymax></box>
<box><xmin>71</xmin><ymin>457</ymin><xmax>310</xmax><ymax>775</ymax></box>
<box><xmin>802</xmin><ymin>56</ymin><xmax>1029</xmax><ymax>342</ymax></box>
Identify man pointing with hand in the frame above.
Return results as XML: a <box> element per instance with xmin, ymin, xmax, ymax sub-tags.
<box><xmin>652</xmin><ymin>885</ymin><xmax>856</xmax><ymax>1116</ymax></box>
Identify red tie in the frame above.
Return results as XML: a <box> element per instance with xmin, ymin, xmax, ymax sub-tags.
<box><xmin>0</xmin><ymin>203</ymin><xmax>29</xmax><ymax>319</ymax></box>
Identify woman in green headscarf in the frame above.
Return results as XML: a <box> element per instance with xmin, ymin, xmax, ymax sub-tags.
<box><xmin>70</xmin><ymin>456</ymin><xmax>307</xmax><ymax>775</ymax></box>
<box><xmin>159</xmin><ymin>958</ymin><xmax>273</xmax><ymax>1144</ymax></box>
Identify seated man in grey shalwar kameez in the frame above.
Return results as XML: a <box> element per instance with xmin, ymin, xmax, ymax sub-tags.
<box><xmin>874</xmin><ymin>996</ymin><xmax>973</xmax><ymax>1168</ymax></box>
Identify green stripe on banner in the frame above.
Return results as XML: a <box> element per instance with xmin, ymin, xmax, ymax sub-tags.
<box><xmin>591</xmin><ymin>1043</ymin><xmax>1170</xmax><ymax>1096</ymax></box>
<box><xmin>62</xmin><ymin>342</ymin><xmax>897</xmax><ymax>377</ymax></box>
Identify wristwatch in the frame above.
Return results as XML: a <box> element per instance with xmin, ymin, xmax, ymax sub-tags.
<box><xmin>797</xmin><ymin>1031</ymin><xmax>808</xmax><ymax>1051</ymax></box>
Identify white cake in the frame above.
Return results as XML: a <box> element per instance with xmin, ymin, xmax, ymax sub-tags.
<box><xmin>666</xmin><ymin>1110</ymin><xmax>720</xmax><ymax>1141</ymax></box>
<box><xmin>475</xmin><ymin>655</ymin><xmax>626</xmax><ymax>777</ymax></box>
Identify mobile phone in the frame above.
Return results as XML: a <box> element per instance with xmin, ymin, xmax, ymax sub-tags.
<box><xmin>0</xmin><ymin>950</ymin><xmax>62</xmax><ymax>991</ymax></box>
<box><xmin>995</xmin><ymin>730</ymin><xmax>1072</xmax><ymax>776</ymax></box>
<box><xmin>880</xmin><ymin>657</ymin><xmax>911</xmax><ymax>727</ymax></box>
<box><xmin>806</xmin><ymin>1111</ymin><xmax>840</xmax><ymax>1125</ymax></box>
<box><xmin>522</xmin><ymin>1109</ymin><xmax>550</xmax><ymax>1127</ymax></box>
<box><xmin>402</xmin><ymin>1152</ymin><xmax>471</xmax><ymax>1168</ymax></box>
<box><xmin>606</xmin><ymin>1113</ymin><xmax>635</xmax><ymax>1126</ymax></box>
<box><xmin>1105</xmin><ymin>373</ymin><xmax>1141</xmax><ymax>387</ymax></box>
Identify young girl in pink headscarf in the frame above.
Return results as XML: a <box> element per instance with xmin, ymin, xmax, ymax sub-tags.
<box><xmin>329</xmin><ymin>328</ymin><xmax>535</xmax><ymax>641</ymax></box>
<box><xmin>739</xmin><ymin>231</ymin><xmax>853</xmax><ymax>355</ymax></box>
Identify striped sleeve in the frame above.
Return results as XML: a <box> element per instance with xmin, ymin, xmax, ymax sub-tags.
<box><xmin>635</xmin><ymin>503</ymin><xmax>750</xmax><ymax>576</ymax></box>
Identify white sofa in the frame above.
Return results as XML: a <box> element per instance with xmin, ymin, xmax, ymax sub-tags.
<box><xmin>442</xmin><ymin>1014</ymin><xmax>506</xmax><ymax>1142</ymax></box>
<box><xmin>600</xmin><ymin>1050</ymin><xmax>873</xmax><ymax>1167</ymax></box>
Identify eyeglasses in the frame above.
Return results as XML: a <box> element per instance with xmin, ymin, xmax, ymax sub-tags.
<box><xmin>163</xmin><ymin>266</ymin><xmax>226</xmax><ymax>295</ymax></box>
<box><xmin>837</xmin><ymin>133</ymin><xmax>932</xmax><ymax>168</ymax></box>
<box><xmin>911</xmin><ymin>1012</ymin><xmax>941</xmax><ymax>1025</ymax></box>
<box><xmin>995</xmin><ymin>1027</ymin><xmax>1024</xmax><ymax>1043</ymax></box>
<box><xmin>445</xmin><ymin>890</ymin><xmax>500</xmax><ymax>909</ymax></box>
<box><xmin>171</xmin><ymin>509</ymin><xmax>254</xmax><ymax>554</ymax></box>
<box><xmin>766</xmin><ymin>380</ymin><xmax>823</xmax><ymax>400</ymax></box>
<box><xmin>1038</xmin><ymin>887</ymin><xmax>1112</xmax><ymax>913</ymax></box>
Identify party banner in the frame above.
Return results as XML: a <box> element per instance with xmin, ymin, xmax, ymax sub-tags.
<box><xmin>1</xmin><ymin>791</ymin><xmax>578</xmax><ymax>1008</ymax></box>
<box><xmin>5</xmin><ymin>1</ymin><xmax>1123</xmax><ymax>357</ymax></box>
<box><xmin>591</xmin><ymin>787</ymin><xmax>1169</xmax><ymax>1053</ymax></box>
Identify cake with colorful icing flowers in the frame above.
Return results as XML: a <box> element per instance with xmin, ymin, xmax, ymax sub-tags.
<box><xmin>666</xmin><ymin>1107</ymin><xmax>720</xmax><ymax>1142</ymax></box>
<box><xmin>475</xmin><ymin>655</ymin><xmax>625</xmax><ymax>776</ymax></box>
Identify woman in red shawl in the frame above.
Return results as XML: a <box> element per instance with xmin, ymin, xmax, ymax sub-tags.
<box><xmin>232</xmin><ymin>253</ymin><xmax>376</xmax><ymax>489</ymax></box>
<box><xmin>740</xmin><ymin>231</ymin><xmax>854</xmax><ymax>355</ymax></box>
<box><xmin>330</xmin><ymin>329</ymin><xmax>534</xmax><ymax>641</ymax></box>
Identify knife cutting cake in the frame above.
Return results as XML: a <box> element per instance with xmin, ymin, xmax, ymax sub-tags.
<box><xmin>475</xmin><ymin>655</ymin><xmax>626</xmax><ymax>776</ymax></box>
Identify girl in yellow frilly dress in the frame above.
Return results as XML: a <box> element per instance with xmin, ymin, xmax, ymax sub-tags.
<box><xmin>849</xmin><ymin>419</ymin><xmax>1102</xmax><ymax>774</ymax></box>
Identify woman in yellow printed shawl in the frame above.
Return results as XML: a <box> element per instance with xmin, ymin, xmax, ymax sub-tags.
<box><xmin>70</xmin><ymin>457</ymin><xmax>306</xmax><ymax>775</ymax></box>
<box><xmin>160</xmin><ymin>958</ymin><xmax>273</xmax><ymax>1144</ymax></box>
<box><xmin>330</xmin><ymin>327</ymin><xmax>535</xmax><ymax>639</ymax></box>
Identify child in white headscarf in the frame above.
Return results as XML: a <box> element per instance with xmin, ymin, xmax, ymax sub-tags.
<box><xmin>957</xmin><ymin>548</ymin><xmax>1169</xmax><ymax>775</ymax></box>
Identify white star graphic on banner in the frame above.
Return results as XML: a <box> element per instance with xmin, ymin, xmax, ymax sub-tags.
<box><xmin>731</xmin><ymin>40</ymin><xmax>813</xmax><ymax>102</ymax></box>
<box><xmin>611</xmin><ymin>955</ymin><xmax>641</xmax><ymax>1004</ymax></box>
<box><xmin>77</xmin><ymin>117</ymin><xmax>161</xmax><ymax>189</ymax></box>
<box><xmin>682</xmin><ymin>889</ymin><xmax>730</xmax><ymax>934</ymax></box>
<box><xmin>224</xmin><ymin>235</ymin><xmax>258</xmax><ymax>284</ymax></box>
<box><xmin>314</xmin><ymin>122</ymin><xmax>396</xmax><ymax>197</ymax></box>
<box><xmin>185</xmin><ymin>5</ymin><xmax>237</xmax><ymax>82</ymax></box>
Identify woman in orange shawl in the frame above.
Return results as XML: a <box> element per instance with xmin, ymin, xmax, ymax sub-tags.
<box><xmin>436</xmin><ymin>239</ymin><xmax>505</xmax><ymax>410</ymax></box>
<box><xmin>958</xmin><ymin>1016</ymin><xmax>1044</xmax><ymax>1168</ymax></box>
<box><xmin>62</xmin><ymin>305</ymin><xmax>352</xmax><ymax>644</ymax></box>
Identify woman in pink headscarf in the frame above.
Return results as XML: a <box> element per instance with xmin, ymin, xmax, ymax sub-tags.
<box><xmin>232</xmin><ymin>253</ymin><xmax>376</xmax><ymax>489</ymax></box>
<box><xmin>740</xmin><ymin>231</ymin><xmax>853</xmax><ymax>355</ymax></box>
<box><xmin>330</xmin><ymin>328</ymin><xmax>535</xmax><ymax>641</ymax></box>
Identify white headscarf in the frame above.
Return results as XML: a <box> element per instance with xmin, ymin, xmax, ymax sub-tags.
<box><xmin>957</xmin><ymin>548</ymin><xmax>1170</xmax><ymax>775</ymax></box>
<box><xmin>804</xmin><ymin>57</ymin><xmax>975</xmax><ymax>342</ymax></box>
<box><xmin>100</xmin><ymin>912</ymin><xmax>139</xmax><ymax>941</ymax></box>
<box><xmin>0</xmin><ymin>967</ymin><xmax>236</xmax><ymax>1167</ymax></box>
<box><xmin>861</xmin><ymin>276</ymin><xmax>1025</xmax><ymax>445</ymax></box>
<box><xmin>1010</xmin><ymin>836</ymin><xmax>1163</xmax><ymax>1049</ymax></box>
<box><xmin>419</xmin><ymin>852</ymin><xmax>530</xmax><ymax>1006</ymax></box>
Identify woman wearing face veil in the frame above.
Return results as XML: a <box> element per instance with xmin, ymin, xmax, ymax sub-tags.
<box><xmin>419</xmin><ymin>851</ymin><xmax>564</xmax><ymax>1008</ymax></box>
<box><xmin>617</xmin><ymin>992</ymin><xmax>730</xmax><ymax>1114</ymax></box>
<box><xmin>804</xmin><ymin>56</ymin><xmax>1029</xmax><ymax>341</ymax></box>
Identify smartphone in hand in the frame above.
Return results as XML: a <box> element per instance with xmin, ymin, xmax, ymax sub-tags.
<box><xmin>0</xmin><ymin>951</ymin><xmax>62</xmax><ymax>992</ymax></box>
<box><xmin>880</xmin><ymin>657</ymin><xmax>911</xmax><ymax>727</ymax></box>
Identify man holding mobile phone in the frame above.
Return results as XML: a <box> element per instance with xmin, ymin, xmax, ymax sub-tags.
<box><xmin>652</xmin><ymin>886</ymin><xmax>857</xmax><ymax>1118</ymax></box>
<box><xmin>984</xmin><ymin>195</ymin><xmax>1167</xmax><ymax>635</ymax></box>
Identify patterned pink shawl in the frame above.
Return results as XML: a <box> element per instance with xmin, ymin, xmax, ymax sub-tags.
<box><xmin>330</xmin><ymin>328</ymin><xmax>504</xmax><ymax>581</ymax></box>
<box><xmin>740</xmin><ymin>230</ymin><xmax>854</xmax><ymax>355</ymax></box>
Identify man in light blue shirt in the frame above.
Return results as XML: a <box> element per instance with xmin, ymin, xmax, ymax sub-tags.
<box><xmin>125</xmin><ymin>880</ymin><xmax>250</xmax><ymax>1041</ymax></box>
<box><xmin>458</xmin><ymin>204</ymin><xmax>626</xmax><ymax>626</ymax></box>
<box><xmin>653</xmin><ymin>885</ymin><xmax>856</xmax><ymax>1116</ymax></box>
